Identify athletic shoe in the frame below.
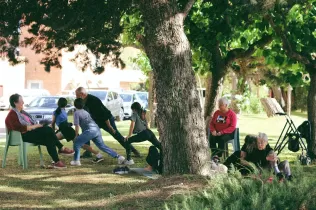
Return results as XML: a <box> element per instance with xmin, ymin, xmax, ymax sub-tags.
<box><xmin>276</xmin><ymin>173</ymin><xmax>284</xmax><ymax>182</ymax></box>
<box><xmin>287</xmin><ymin>175</ymin><xmax>293</xmax><ymax>181</ymax></box>
<box><xmin>59</xmin><ymin>148</ymin><xmax>75</xmax><ymax>156</ymax></box>
<box><xmin>53</xmin><ymin>161</ymin><xmax>67</xmax><ymax>169</ymax></box>
<box><xmin>117</xmin><ymin>156</ymin><xmax>126</xmax><ymax>165</ymax></box>
<box><xmin>92</xmin><ymin>157</ymin><xmax>104</xmax><ymax>163</ymax></box>
<box><xmin>124</xmin><ymin>159</ymin><xmax>135</xmax><ymax>165</ymax></box>
<box><xmin>80</xmin><ymin>151</ymin><xmax>93</xmax><ymax>158</ymax></box>
<box><xmin>70</xmin><ymin>160</ymin><xmax>81</xmax><ymax>166</ymax></box>
<box><xmin>113</xmin><ymin>166</ymin><xmax>129</xmax><ymax>174</ymax></box>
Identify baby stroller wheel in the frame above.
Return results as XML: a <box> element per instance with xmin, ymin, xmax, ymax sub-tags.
<box><xmin>299</xmin><ymin>154</ymin><xmax>311</xmax><ymax>165</ymax></box>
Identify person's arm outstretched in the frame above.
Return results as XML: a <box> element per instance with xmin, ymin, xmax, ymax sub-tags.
<box><xmin>126</xmin><ymin>121</ymin><xmax>135</xmax><ymax>141</ymax></box>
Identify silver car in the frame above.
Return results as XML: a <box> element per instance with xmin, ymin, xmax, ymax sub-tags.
<box><xmin>119</xmin><ymin>92</ymin><xmax>146</xmax><ymax>119</ymax></box>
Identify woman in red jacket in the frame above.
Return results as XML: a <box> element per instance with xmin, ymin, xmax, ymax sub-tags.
<box><xmin>209</xmin><ymin>97</ymin><xmax>237</xmax><ymax>161</ymax></box>
<box><xmin>5</xmin><ymin>94</ymin><xmax>74</xmax><ymax>168</ymax></box>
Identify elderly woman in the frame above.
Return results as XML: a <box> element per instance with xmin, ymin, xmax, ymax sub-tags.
<box><xmin>209</xmin><ymin>97</ymin><xmax>237</xmax><ymax>160</ymax></box>
<box><xmin>5</xmin><ymin>94</ymin><xmax>74</xmax><ymax>168</ymax></box>
<box><xmin>224</xmin><ymin>133</ymin><xmax>292</xmax><ymax>181</ymax></box>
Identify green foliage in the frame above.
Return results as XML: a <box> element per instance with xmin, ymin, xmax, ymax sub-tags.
<box><xmin>166</xmin><ymin>166</ymin><xmax>316</xmax><ymax>210</ymax></box>
<box><xmin>129</xmin><ymin>51</ymin><xmax>152</xmax><ymax>76</ymax></box>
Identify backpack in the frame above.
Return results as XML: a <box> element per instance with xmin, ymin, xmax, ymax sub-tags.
<box><xmin>146</xmin><ymin>146</ymin><xmax>163</xmax><ymax>174</ymax></box>
<box><xmin>288</xmin><ymin>133</ymin><xmax>300</xmax><ymax>152</ymax></box>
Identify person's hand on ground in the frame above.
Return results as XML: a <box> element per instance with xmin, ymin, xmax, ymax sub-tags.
<box><xmin>211</xmin><ymin>131</ymin><xmax>217</xmax><ymax>136</ymax></box>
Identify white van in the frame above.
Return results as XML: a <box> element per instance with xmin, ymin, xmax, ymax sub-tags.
<box><xmin>20</xmin><ymin>89</ymin><xmax>51</xmax><ymax>105</ymax></box>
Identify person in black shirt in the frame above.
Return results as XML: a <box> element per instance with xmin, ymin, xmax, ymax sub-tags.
<box><xmin>224</xmin><ymin>133</ymin><xmax>292</xmax><ymax>181</ymax></box>
<box><xmin>75</xmin><ymin>87</ymin><xmax>140</xmax><ymax>160</ymax></box>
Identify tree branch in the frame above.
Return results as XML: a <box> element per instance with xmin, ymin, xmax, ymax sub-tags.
<box><xmin>225</xmin><ymin>34</ymin><xmax>273</xmax><ymax>65</ymax></box>
<box><xmin>264</xmin><ymin>14</ymin><xmax>315</xmax><ymax>68</ymax></box>
<box><xmin>181</xmin><ymin>0</ymin><xmax>195</xmax><ymax>20</ymax></box>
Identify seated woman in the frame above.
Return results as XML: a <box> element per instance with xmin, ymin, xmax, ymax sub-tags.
<box><xmin>5</xmin><ymin>94</ymin><xmax>74</xmax><ymax>169</ymax></box>
<box><xmin>209</xmin><ymin>97</ymin><xmax>237</xmax><ymax>161</ymax></box>
<box><xmin>224</xmin><ymin>133</ymin><xmax>292</xmax><ymax>181</ymax></box>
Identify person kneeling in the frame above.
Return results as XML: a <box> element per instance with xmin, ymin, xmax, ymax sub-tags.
<box><xmin>224</xmin><ymin>133</ymin><xmax>292</xmax><ymax>181</ymax></box>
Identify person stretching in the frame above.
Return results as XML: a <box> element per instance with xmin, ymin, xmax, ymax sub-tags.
<box><xmin>125</xmin><ymin>102</ymin><xmax>161</xmax><ymax>165</ymax></box>
<box><xmin>70</xmin><ymin>98</ymin><xmax>126</xmax><ymax>166</ymax></box>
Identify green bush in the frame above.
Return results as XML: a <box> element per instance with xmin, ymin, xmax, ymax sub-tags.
<box><xmin>166</xmin><ymin>166</ymin><xmax>316</xmax><ymax>210</ymax></box>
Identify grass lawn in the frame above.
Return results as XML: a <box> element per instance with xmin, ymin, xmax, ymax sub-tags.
<box><xmin>0</xmin><ymin>112</ymin><xmax>315</xmax><ymax>209</ymax></box>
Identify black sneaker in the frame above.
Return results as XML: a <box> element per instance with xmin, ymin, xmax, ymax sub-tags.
<box><xmin>276</xmin><ymin>172</ymin><xmax>284</xmax><ymax>182</ymax></box>
<box><xmin>80</xmin><ymin>151</ymin><xmax>93</xmax><ymax>159</ymax></box>
<box><xmin>113</xmin><ymin>167</ymin><xmax>129</xmax><ymax>175</ymax></box>
<box><xmin>287</xmin><ymin>175</ymin><xmax>293</xmax><ymax>181</ymax></box>
<box><xmin>212</xmin><ymin>155</ymin><xmax>220</xmax><ymax>164</ymax></box>
<box><xmin>92</xmin><ymin>157</ymin><xmax>104</xmax><ymax>163</ymax></box>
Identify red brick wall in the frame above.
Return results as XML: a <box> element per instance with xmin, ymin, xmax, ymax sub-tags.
<box><xmin>19</xmin><ymin>27</ymin><xmax>62</xmax><ymax>95</ymax></box>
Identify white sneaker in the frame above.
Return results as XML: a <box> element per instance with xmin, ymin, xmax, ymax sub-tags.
<box><xmin>70</xmin><ymin>160</ymin><xmax>81</xmax><ymax>166</ymax></box>
<box><xmin>117</xmin><ymin>156</ymin><xmax>126</xmax><ymax>165</ymax></box>
<box><xmin>124</xmin><ymin>159</ymin><xmax>135</xmax><ymax>165</ymax></box>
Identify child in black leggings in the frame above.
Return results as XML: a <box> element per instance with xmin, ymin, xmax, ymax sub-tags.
<box><xmin>125</xmin><ymin>102</ymin><xmax>161</xmax><ymax>165</ymax></box>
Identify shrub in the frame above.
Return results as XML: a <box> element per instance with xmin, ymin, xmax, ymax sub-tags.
<box><xmin>166</xmin><ymin>165</ymin><xmax>316</xmax><ymax>210</ymax></box>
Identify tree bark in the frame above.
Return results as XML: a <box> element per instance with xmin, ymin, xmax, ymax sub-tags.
<box><xmin>307</xmin><ymin>69</ymin><xmax>316</xmax><ymax>158</ymax></box>
<box><xmin>271</xmin><ymin>86</ymin><xmax>286</xmax><ymax>109</ymax></box>
<box><xmin>148</xmin><ymin>71</ymin><xmax>157</xmax><ymax>128</ymax></box>
<box><xmin>203</xmin><ymin>72</ymin><xmax>212</xmax><ymax>133</ymax></box>
<box><xmin>204</xmin><ymin>43</ymin><xmax>226</xmax><ymax>126</ymax></box>
<box><xmin>139</xmin><ymin>0</ymin><xmax>211</xmax><ymax>175</ymax></box>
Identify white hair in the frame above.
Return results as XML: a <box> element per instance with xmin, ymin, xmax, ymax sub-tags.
<box><xmin>218</xmin><ymin>97</ymin><xmax>229</xmax><ymax>106</ymax></box>
<box><xmin>258</xmin><ymin>132</ymin><xmax>268</xmax><ymax>142</ymax></box>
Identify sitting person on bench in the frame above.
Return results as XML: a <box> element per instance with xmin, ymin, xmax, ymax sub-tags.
<box><xmin>5</xmin><ymin>94</ymin><xmax>74</xmax><ymax>169</ymax></box>
<box><xmin>209</xmin><ymin>97</ymin><xmax>237</xmax><ymax>162</ymax></box>
<box><xmin>224</xmin><ymin>133</ymin><xmax>292</xmax><ymax>181</ymax></box>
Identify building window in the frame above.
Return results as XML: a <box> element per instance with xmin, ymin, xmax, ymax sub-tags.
<box><xmin>27</xmin><ymin>80</ymin><xmax>43</xmax><ymax>89</ymax></box>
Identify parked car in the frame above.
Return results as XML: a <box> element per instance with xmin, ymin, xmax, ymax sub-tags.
<box><xmin>134</xmin><ymin>91</ymin><xmax>149</xmax><ymax>109</ymax></box>
<box><xmin>24</xmin><ymin>96</ymin><xmax>75</xmax><ymax>123</ymax></box>
<box><xmin>119</xmin><ymin>92</ymin><xmax>147</xmax><ymax>119</ymax></box>
<box><xmin>88</xmin><ymin>89</ymin><xmax>124</xmax><ymax>121</ymax></box>
<box><xmin>20</xmin><ymin>89</ymin><xmax>51</xmax><ymax>105</ymax></box>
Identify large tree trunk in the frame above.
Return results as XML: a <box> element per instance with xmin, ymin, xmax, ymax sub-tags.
<box><xmin>148</xmin><ymin>71</ymin><xmax>157</xmax><ymax>128</ymax></box>
<box><xmin>140</xmin><ymin>1</ymin><xmax>211</xmax><ymax>175</ymax></box>
<box><xmin>307</xmin><ymin>70</ymin><xmax>316</xmax><ymax>158</ymax></box>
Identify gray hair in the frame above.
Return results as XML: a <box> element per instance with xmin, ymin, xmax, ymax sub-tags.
<box><xmin>218</xmin><ymin>97</ymin><xmax>229</xmax><ymax>106</ymax></box>
<box><xmin>258</xmin><ymin>132</ymin><xmax>268</xmax><ymax>142</ymax></box>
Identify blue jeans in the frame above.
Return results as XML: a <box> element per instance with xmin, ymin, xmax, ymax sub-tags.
<box><xmin>74</xmin><ymin>125</ymin><xmax>119</xmax><ymax>161</ymax></box>
<box><xmin>85</xmin><ymin>116</ymin><xmax>138</xmax><ymax>153</ymax></box>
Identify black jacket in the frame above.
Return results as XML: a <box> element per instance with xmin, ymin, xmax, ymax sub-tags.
<box><xmin>84</xmin><ymin>94</ymin><xmax>112</xmax><ymax>126</ymax></box>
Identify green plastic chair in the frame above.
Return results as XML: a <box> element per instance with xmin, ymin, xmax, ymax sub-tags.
<box><xmin>2</xmin><ymin>128</ymin><xmax>44</xmax><ymax>169</ymax></box>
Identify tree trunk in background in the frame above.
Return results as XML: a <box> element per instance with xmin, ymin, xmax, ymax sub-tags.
<box><xmin>271</xmin><ymin>86</ymin><xmax>286</xmax><ymax>109</ymax></box>
<box><xmin>148</xmin><ymin>71</ymin><xmax>157</xmax><ymax>128</ymax></box>
<box><xmin>203</xmin><ymin>72</ymin><xmax>212</xmax><ymax>134</ymax></box>
<box><xmin>286</xmin><ymin>85</ymin><xmax>292</xmax><ymax>116</ymax></box>
<box><xmin>204</xmin><ymin>43</ymin><xmax>226</xmax><ymax>128</ymax></box>
<box><xmin>140</xmin><ymin>0</ymin><xmax>211</xmax><ymax>175</ymax></box>
<box><xmin>307</xmin><ymin>69</ymin><xmax>316</xmax><ymax>159</ymax></box>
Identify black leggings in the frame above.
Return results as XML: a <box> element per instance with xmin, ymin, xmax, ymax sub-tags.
<box><xmin>126</xmin><ymin>129</ymin><xmax>161</xmax><ymax>160</ymax></box>
<box><xmin>224</xmin><ymin>151</ymin><xmax>256</xmax><ymax>175</ymax></box>
<box><xmin>22</xmin><ymin>126</ymin><xmax>63</xmax><ymax>162</ymax></box>
<box><xmin>209</xmin><ymin>132</ymin><xmax>234</xmax><ymax>157</ymax></box>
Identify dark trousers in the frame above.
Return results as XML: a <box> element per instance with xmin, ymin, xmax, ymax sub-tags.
<box><xmin>223</xmin><ymin>151</ymin><xmax>258</xmax><ymax>175</ymax></box>
<box><xmin>126</xmin><ymin>129</ymin><xmax>161</xmax><ymax>160</ymax></box>
<box><xmin>209</xmin><ymin>132</ymin><xmax>234</xmax><ymax>157</ymax></box>
<box><xmin>22</xmin><ymin>126</ymin><xmax>63</xmax><ymax>162</ymax></box>
<box><xmin>85</xmin><ymin>116</ymin><xmax>138</xmax><ymax>153</ymax></box>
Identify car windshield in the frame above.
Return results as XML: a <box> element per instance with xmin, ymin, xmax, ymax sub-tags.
<box><xmin>136</xmin><ymin>93</ymin><xmax>148</xmax><ymax>101</ymax></box>
<box><xmin>119</xmin><ymin>94</ymin><xmax>133</xmax><ymax>102</ymax></box>
<box><xmin>28</xmin><ymin>97</ymin><xmax>58</xmax><ymax>108</ymax></box>
<box><xmin>89</xmin><ymin>91</ymin><xmax>107</xmax><ymax>100</ymax></box>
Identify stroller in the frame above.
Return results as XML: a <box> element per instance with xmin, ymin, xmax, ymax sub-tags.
<box><xmin>274</xmin><ymin>113</ymin><xmax>312</xmax><ymax>165</ymax></box>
